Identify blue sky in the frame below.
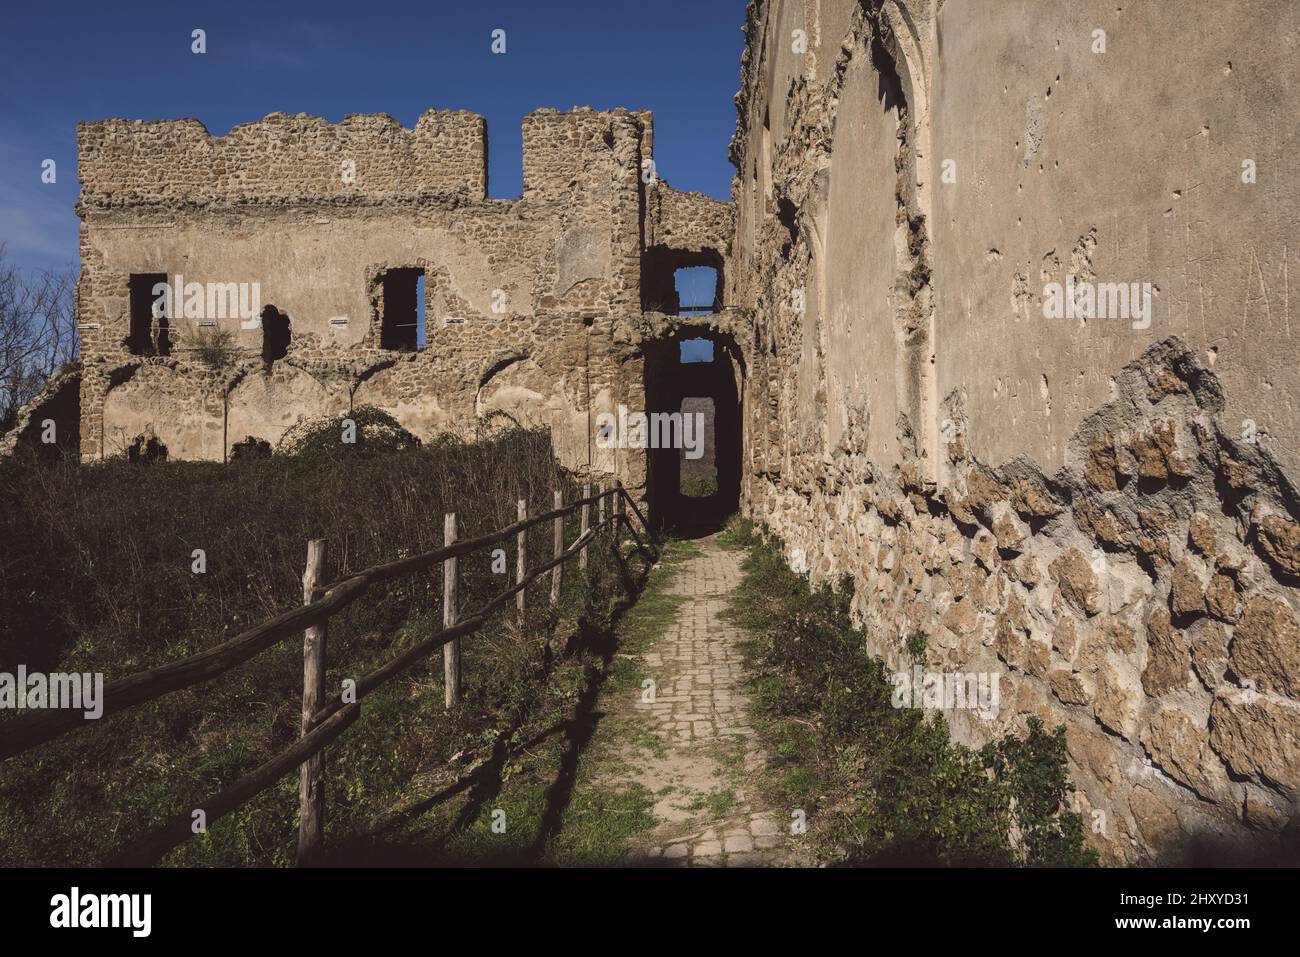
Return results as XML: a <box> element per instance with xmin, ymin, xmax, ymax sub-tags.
<box><xmin>0</xmin><ymin>0</ymin><xmax>745</xmax><ymax>311</ymax></box>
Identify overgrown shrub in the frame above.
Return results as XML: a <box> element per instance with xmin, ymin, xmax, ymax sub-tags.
<box><xmin>276</xmin><ymin>405</ymin><xmax>421</xmax><ymax>459</ymax></box>
<box><xmin>724</xmin><ymin>518</ymin><xmax>1096</xmax><ymax>867</ymax></box>
<box><xmin>229</xmin><ymin>435</ymin><xmax>271</xmax><ymax>461</ymax></box>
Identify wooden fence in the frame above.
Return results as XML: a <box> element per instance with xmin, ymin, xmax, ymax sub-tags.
<box><xmin>0</xmin><ymin>480</ymin><xmax>659</xmax><ymax>866</ymax></box>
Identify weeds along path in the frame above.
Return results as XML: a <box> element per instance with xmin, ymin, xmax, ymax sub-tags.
<box><xmin>585</xmin><ymin>533</ymin><xmax>811</xmax><ymax>867</ymax></box>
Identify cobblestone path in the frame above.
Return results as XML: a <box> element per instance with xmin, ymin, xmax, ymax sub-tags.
<box><xmin>616</xmin><ymin>535</ymin><xmax>808</xmax><ymax>867</ymax></box>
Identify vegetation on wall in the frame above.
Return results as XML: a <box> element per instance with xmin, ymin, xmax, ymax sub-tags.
<box><xmin>721</xmin><ymin>518</ymin><xmax>1097</xmax><ymax>867</ymax></box>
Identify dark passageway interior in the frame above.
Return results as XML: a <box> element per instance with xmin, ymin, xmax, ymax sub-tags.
<box><xmin>127</xmin><ymin>273</ymin><xmax>168</xmax><ymax>356</ymax></box>
<box><xmin>643</xmin><ymin>328</ymin><xmax>743</xmax><ymax>535</ymax></box>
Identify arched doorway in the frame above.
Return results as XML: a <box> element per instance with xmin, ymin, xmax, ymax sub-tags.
<box><xmin>642</xmin><ymin>326</ymin><xmax>743</xmax><ymax>534</ymax></box>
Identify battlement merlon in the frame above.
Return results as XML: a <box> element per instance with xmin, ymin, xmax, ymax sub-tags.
<box><xmin>76</xmin><ymin>109</ymin><xmax>489</xmax><ymax>206</ymax></box>
<box><xmin>520</xmin><ymin>107</ymin><xmax>655</xmax><ymax>202</ymax></box>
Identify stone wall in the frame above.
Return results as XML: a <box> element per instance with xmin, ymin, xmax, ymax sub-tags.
<box><xmin>0</xmin><ymin>366</ymin><xmax>80</xmax><ymax>461</ymax></box>
<box><xmin>732</xmin><ymin>0</ymin><xmax>1300</xmax><ymax>863</ymax></box>
<box><xmin>78</xmin><ymin>110</ymin><xmax>487</xmax><ymax>203</ymax></box>
<box><xmin>646</xmin><ymin>181</ymin><xmax>735</xmax><ymax>259</ymax></box>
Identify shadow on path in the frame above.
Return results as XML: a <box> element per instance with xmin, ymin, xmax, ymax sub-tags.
<box><xmin>323</xmin><ymin>537</ymin><xmax>652</xmax><ymax>867</ymax></box>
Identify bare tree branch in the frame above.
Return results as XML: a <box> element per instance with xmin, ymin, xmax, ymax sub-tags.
<box><xmin>0</xmin><ymin>243</ymin><xmax>78</xmax><ymax>432</ymax></box>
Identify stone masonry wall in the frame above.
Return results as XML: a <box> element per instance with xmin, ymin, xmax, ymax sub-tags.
<box><xmin>78</xmin><ymin>110</ymin><xmax>487</xmax><ymax>203</ymax></box>
<box><xmin>73</xmin><ymin>106</ymin><xmax>730</xmax><ymax>501</ymax></box>
<box><xmin>732</xmin><ymin>0</ymin><xmax>1300</xmax><ymax>864</ymax></box>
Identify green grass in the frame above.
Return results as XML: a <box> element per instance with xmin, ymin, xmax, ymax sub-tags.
<box><xmin>686</xmin><ymin>787</ymin><xmax>737</xmax><ymax>819</ymax></box>
<box><xmin>716</xmin><ymin>516</ymin><xmax>755</xmax><ymax>551</ymax></box>
<box><xmin>544</xmin><ymin>784</ymin><xmax>658</xmax><ymax>864</ymax></box>
<box><xmin>712</xmin><ymin>735</ymin><xmax>747</xmax><ymax>776</ymax></box>
<box><xmin>603</xmin><ymin>713</ymin><xmax>668</xmax><ymax>761</ymax></box>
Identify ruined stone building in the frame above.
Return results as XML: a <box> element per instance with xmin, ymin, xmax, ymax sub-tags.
<box><xmin>56</xmin><ymin>105</ymin><xmax>738</xmax><ymax>522</ymax></box>
<box><xmin>8</xmin><ymin>0</ymin><xmax>1298</xmax><ymax>864</ymax></box>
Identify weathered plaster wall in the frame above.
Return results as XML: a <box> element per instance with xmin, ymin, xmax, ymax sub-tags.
<box><xmin>931</xmin><ymin>0</ymin><xmax>1300</xmax><ymax>477</ymax></box>
<box><xmin>732</xmin><ymin>0</ymin><xmax>1300</xmax><ymax>864</ymax></box>
<box><xmin>822</xmin><ymin>41</ymin><xmax>899</xmax><ymax>463</ymax></box>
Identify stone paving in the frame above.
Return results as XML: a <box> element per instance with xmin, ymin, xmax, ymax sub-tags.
<box><xmin>618</xmin><ymin>535</ymin><xmax>809</xmax><ymax>867</ymax></box>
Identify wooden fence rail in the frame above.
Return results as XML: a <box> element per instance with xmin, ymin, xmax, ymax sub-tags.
<box><xmin>0</xmin><ymin>486</ymin><xmax>629</xmax><ymax>762</ymax></box>
<box><xmin>443</xmin><ymin>512</ymin><xmax>460</xmax><ymax>709</ymax></box>
<box><xmin>0</xmin><ymin>480</ymin><xmax>655</xmax><ymax>867</ymax></box>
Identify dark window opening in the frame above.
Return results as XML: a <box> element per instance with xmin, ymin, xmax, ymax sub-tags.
<box><xmin>679</xmin><ymin>396</ymin><xmax>717</xmax><ymax>498</ymax></box>
<box><xmin>776</xmin><ymin>196</ymin><xmax>799</xmax><ymax>257</ymax></box>
<box><xmin>379</xmin><ymin>268</ymin><xmax>425</xmax><ymax>351</ymax></box>
<box><xmin>156</xmin><ymin>314</ymin><xmax>171</xmax><ymax>356</ymax></box>
<box><xmin>260</xmin><ymin>305</ymin><xmax>291</xmax><ymax>363</ymax></box>
<box><xmin>127</xmin><ymin>273</ymin><xmax>167</xmax><ymax>356</ymax></box>
<box><xmin>680</xmin><ymin>338</ymin><xmax>714</xmax><ymax>363</ymax></box>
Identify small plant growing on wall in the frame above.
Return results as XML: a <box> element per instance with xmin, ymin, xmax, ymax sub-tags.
<box><xmin>194</xmin><ymin>327</ymin><xmax>237</xmax><ymax>371</ymax></box>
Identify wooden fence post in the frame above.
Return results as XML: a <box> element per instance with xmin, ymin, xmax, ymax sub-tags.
<box><xmin>550</xmin><ymin>489</ymin><xmax>563</xmax><ymax>606</ymax></box>
<box><xmin>580</xmin><ymin>484</ymin><xmax>591</xmax><ymax>573</ymax></box>
<box><xmin>297</xmin><ymin>539</ymin><xmax>326</xmax><ymax>866</ymax></box>
<box><xmin>443</xmin><ymin>513</ymin><xmax>460</xmax><ymax>709</ymax></box>
<box><xmin>598</xmin><ymin>483</ymin><xmax>606</xmax><ymax>530</ymax></box>
<box><xmin>615</xmin><ymin>480</ymin><xmax>625</xmax><ymax>548</ymax></box>
<box><xmin>516</xmin><ymin>499</ymin><xmax>527</xmax><ymax>626</ymax></box>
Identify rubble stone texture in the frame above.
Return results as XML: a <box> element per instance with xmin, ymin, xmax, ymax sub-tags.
<box><xmin>53</xmin><ymin>0</ymin><xmax>1300</xmax><ymax>864</ymax></box>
